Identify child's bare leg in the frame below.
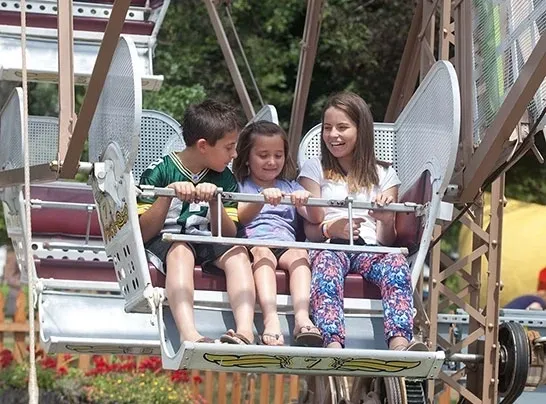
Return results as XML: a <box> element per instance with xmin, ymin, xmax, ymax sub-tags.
<box><xmin>251</xmin><ymin>247</ymin><xmax>284</xmax><ymax>346</ymax></box>
<box><xmin>165</xmin><ymin>242</ymin><xmax>202</xmax><ymax>342</ymax></box>
<box><xmin>278</xmin><ymin>249</ymin><xmax>320</xmax><ymax>335</ymax></box>
<box><xmin>389</xmin><ymin>336</ymin><xmax>410</xmax><ymax>350</ymax></box>
<box><xmin>215</xmin><ymin>246</ymin><xmax>256</xmax><ymax>343</ymax></box>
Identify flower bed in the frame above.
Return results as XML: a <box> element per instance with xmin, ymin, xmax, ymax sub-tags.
<box><xmin>0</xmin><ymin>348</ymin><xmax>204</xmax><ymax>404</ymax></box>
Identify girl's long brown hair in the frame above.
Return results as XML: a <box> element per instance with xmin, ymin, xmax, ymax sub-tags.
<box><xmin>232</xmin><ymin>121</ymin><xmax>297</xmax><ymax>182</ymax></box>
<box><xmin>320</xmin><ymin>91</ymin><xmax>380</xmax><ymax>193</ymax></box>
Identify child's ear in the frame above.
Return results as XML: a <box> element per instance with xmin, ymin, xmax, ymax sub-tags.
<box><xmin>196</xmin><ymin>138</ymin><xmax>208</xmax><ymax>152</ymax></box>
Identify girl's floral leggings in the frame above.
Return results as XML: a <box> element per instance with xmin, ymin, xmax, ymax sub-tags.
<box><xmin>309</xmin><ymin>250</ymin><xmax>413</xmax><ymax>347</ymax></box>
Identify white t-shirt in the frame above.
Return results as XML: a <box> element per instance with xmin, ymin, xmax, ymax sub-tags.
<box><xmin>298</xmin><ymin>157</ymin><xmax>401</xmax><ymax>245</ymax></box>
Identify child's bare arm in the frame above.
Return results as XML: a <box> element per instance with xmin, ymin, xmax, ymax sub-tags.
<box><xmin>371</xmin><ymin>187</ymin><xmax>398</xmax><ymax>246</ymax></box>
<box><xmin>237</xmin><ymin>202</ymin><xmax>264</xmax><ymax>225</ymax></box>
<box><xmin>139</xmin><ymin>181</ymin><xmax>195</xmax><ymax>243</ymax></box>
<box><xmin>194</xmin><ymin>182</ymin><xmax>238</xmax><ymax>237</ymax></box>
<box><xmin>209</xmin><ymin>199</ymin><xmax>238</xmax><ymax>236</ymax></box>
<box><xmin>139</xmin><ymin>196</ymin><xmax>173</xmax><ymax>243</ymax></box>
<box><xmin>297</xmin><ymin>178</ymin><xmax>324</xmax><ymax>223</ymax></box>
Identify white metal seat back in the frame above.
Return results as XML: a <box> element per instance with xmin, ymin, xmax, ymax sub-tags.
<box><xmin>298</xmin><ymin>61</ymin><xmax>460</xmax><ymax>288</ymax></box>
<box><xmin>88</xmin><ymin>36</ymin><xmax>153</xmax><ymax>312</ymax></box>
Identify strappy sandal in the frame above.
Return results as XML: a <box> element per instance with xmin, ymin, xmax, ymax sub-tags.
<box><xmin>391</xmin><ymin>341</ymin><xmax>429</xmax><ymax>351</ymax></box>
<box><xmin>259</xmin><ymin>333</ymin><xmax>284</xmax><ymax>346</ymax></box>
<box><xmin>294</xmin><ymin>325</ymin><xmax>323</xmax><ymax>347</ymax></box>
<box><xmin>220</xmin><ymin>329</ymin><xmax>253</xmax><ymax>345</ymax></box>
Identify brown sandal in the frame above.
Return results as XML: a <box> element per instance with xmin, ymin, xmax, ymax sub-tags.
<box><xmin>294</xmin><ymin>326</ymin><xmax>323</xmax><ymax>347</ymax></box>
<box><xmin>220</xmin><ymin>330</ymin><xmax>253</xmax><ymax>345</ymax></box>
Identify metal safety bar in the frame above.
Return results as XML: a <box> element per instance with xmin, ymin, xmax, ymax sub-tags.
<box><xmin>30</xmin><ymin>199</ymin><xmax>96</xmax><ymax>211</ymax></box>
<box><xmin>42</xmin><ymin>242</ymin><xmax>105</xmax><ymax>252</ymax></box>
<box><xmin>138</xmin><ymin>185</ymin><xmax>426</xmax><ymax>214</ymax></box>
<box><xmin>143</xmin><ymin>185</ymin><xmax>412</xmax><ymax>255</ymax></box>
<box><xmin>162</xmin><ymin>233</ymin><xmax>408</xmax><ymax>255</ymax></box>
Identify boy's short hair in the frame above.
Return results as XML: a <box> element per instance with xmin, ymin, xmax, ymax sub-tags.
<box><xmin>182</xmin><ymin>99</ymin><xmax>241</xmax><ymax>146</ymax></box>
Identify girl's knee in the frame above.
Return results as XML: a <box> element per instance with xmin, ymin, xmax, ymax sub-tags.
<box><xmin>251</xmin><ymin>247</ymin><xmax>277</xmax><ymax>262</ymax></box>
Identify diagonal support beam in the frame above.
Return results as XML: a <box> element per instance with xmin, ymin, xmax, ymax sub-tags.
<box><xmin>460</xmin><ymin>34</ymin><xmax>546</xmax><ymax>201</ymax></box>
<box><xmin>59</xmin><ymin>0</ymin><xmax>131</xmax><ymax>179</ymax></box>
<box><xmin>385</xmin><ymin>0</ymin><xmax>423</xmax><ymax>122</ymax></box>
<box><xmin>57</xmin><ymin>0</ymin><xmax>75</xmax><ymax>164</ymax></box>
<box><xmin>203</xmin><ymin>0</ymin><xmax>254</xmax><ymax>120</ymax></box>
<box><xmin>287</xmin><ymin>0</ymin><xmax>325</xmax><ymax>164</ymax></box>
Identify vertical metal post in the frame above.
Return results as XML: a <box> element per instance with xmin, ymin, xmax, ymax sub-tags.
<box><xmin>480</xmin><ymin>175</ymin><xmax>504</xmax><ymax>403</ymax></box>
<box><xmin>453</xmin><ymin>0</ymin><xmax>474</xmax><ymax>187</ymax></box>
<box><xmin>420</xmin><ymin>0</ymin><xmax>436</xmax><ymax>80</ymax></box>
<box><xmin>57</xmin><ymin>0</ymin><xmax>75</xmax><ymax>165</ymax></box>
<box><xmin>438</xmin><ymin>0</ymin><xmax>451</xmax><ymax>61</ymax></box>
<box><xmin>216</xmin><ymin>192</ymin><xmax>223</xmax><ymax>237</ymax></box>
<box><xmin>426</xmin><ymin>224</ymin><xmax>442</xmax><ymax>403</ymax></box>
<box><xmin>287</xmin><ymin>0</ymin><xmax>325</xmax><ymax>164</ymax></box>
<box><xmin>347</xmin><ymin>198</ymin><xmax>353</xmax><ymax>246</ymax></box>
<box><xmin>465</xmin><ymin>198</ymin><xmax>485</xmax><ymax>398</ymax></box>
<box><xmin>203</xmin><ymin>0</ymin><xmax>255</xmax><ymax>121</ymax></box>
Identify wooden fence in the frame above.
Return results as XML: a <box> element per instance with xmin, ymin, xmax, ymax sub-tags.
<box><xmin>0</xmin><ymin>287</ymin><xmax>301</xmax><ymax>403</ymax></box>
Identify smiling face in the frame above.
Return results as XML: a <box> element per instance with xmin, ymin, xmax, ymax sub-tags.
<box><xmin>322</xmin><ymin>106</ymin><xmax>358</xmax><ymax>162</ymax></box>
<box><xmin>247</xmin><ymin>133</ymin><xmax>285</xmax><ymax>187</ymax></box>
<box><xmin>201</xmin><ymin>130</ymin><xmax>238</xmax><ymax>172</ymax></box>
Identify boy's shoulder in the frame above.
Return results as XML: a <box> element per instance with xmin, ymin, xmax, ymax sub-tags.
<box><xmin>200</xmin><ymin>167</ymin><xmax>237</xmax><ymax>186</ymax></box>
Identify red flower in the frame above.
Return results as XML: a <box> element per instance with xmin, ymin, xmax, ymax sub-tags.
<box><xmin>57</xmin><ymin>366</ymin><xmax>68</xmax><ymax>376</ymax></box>
<box><xmin>40</xmin><ymin>356</ymin><xmax>57</xmax><ymax>369</ymax></box>
<box><xmin>170</xmin><ymin>369</ymin><xmax>190</xmax><ymax>383</ymax></box>
<box><xmin>0</xmin><ymin>349</ymin><xmax>14</xmax><ymax>369</ymax></box>
<box><xmin>193</xmin><ymin>375</ymin><xmax>203</xmax><ymax>384</ymax></box>
<box><xmin>138</xmin><ymin>356</ymin><xmax>162</xmax><ymax>372</ymax></box>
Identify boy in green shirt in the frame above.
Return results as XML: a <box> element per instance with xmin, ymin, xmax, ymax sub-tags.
<box><xmin>138</xmin><ymin>100</ymin><xmax>255</xmax><ymax>345</ymax></box>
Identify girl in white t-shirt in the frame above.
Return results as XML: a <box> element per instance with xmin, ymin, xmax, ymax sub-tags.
<box><xmin>298</xmin><ymin>91</ymin><xmax>414</xmax><ymax>350</ymax></box>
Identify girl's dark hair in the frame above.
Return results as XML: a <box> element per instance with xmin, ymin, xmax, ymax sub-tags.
<box><xmin>182</xmin><ymin>99</ymin><xmax>241</xmax><ymax>146</ymax></box>
<box><xmin>232</xmin><ymin>121</ymin><xmax>297</xmax><ymax>182</ymax></box>
<box><xmin>320</xmin><ymin>91</ymin><xmax>380</xmax><ymax>192</ymax></box>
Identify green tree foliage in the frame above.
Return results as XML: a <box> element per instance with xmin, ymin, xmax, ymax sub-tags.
<box><xmin>146</xmin><ymin>0</ymin><xmax>413</xmax><ymax>130</ymax></box>
<box><xmin>505</xmin><ymin>134</ymin><xmax>546</xmax><ymax>204</ymax></box>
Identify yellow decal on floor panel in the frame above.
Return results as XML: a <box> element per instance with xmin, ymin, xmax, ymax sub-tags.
<box><xmin>203</xmin><ymin>353</ymin><xmax>420</xmax><ymax>373</ymax></box>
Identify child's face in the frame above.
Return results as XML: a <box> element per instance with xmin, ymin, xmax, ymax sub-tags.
<box><xmin>248</xmin><ymin>134</ymin><xmax>285</xmax><ymax>185</ymax></box>
<box><xmin>202</xmin><ymin>130</ymin><xmax>238</xmax><ymax>172</ymax></box>
<box><xmin>322</xmin><ymin>107</ymin><xmax>357</xmax><ymax>160</ymax></box>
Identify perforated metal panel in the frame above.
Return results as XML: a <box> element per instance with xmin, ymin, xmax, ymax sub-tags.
<box><xmin>297</xmin><ymin>123</ymin><xmax>396</xmax><ymax>170</ymax></box>
<box><xmin>133</xmin><ymin>110</ymin><xmax>183</xmax><ymax>184</ymax></box>
<box><xmin>472</xmin><ymin>0</ymin><xmax>546</xmax><ymax>144</ymax></box>
<box><xmin>395</xmin><ymin>62</ymin><xmax>459</xmax><ymax>197</ymax></box>
<box><xmin>28</xmin><ymin>116</ymin><xmax>59</xmax><ymax>166</ymax></box>
<box><xmin>249</xmin><ymin>104</ymin><xmax>279</xmax><ymax>125</ymax></box>
<box><xmin>0</xmin><ymin>87</ymin><xmax>23</xmax><ymax>170</ymax></box>
<box><xmin>88</xmin><ymin>36</ymin><xmax>141</xmax><ymax>171</ymax></box>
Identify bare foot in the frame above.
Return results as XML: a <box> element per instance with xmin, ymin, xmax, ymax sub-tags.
<box><xmin>327</xmin><ymin>341</ymin><xmax>342</xmax><ymax>349</ymax></box>
<box><xmin>261</xmin><ymin>315</ymin><xmax>283</xmax><ymax>346</ymax></box>
<box><xmin>260</xmin><ymin>332</ymin><xmax>284</xmax><ymax>346</ymax></box>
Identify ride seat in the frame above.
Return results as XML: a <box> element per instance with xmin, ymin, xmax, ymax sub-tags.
<box><xmin>0</xmin><ymin>12</ymin><xmax>154</xmax><ymax>35</ymax></box>
<box><xmin>0</xmin><ymin>0</ymin><xmax>167</xmax><ymax>89</ymax></box>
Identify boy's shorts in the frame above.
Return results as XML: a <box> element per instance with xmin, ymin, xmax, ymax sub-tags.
<box><xmin>145</xmin><ymin>235</ymin><xmax>233</xmax><ymax>275</ymax></box>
